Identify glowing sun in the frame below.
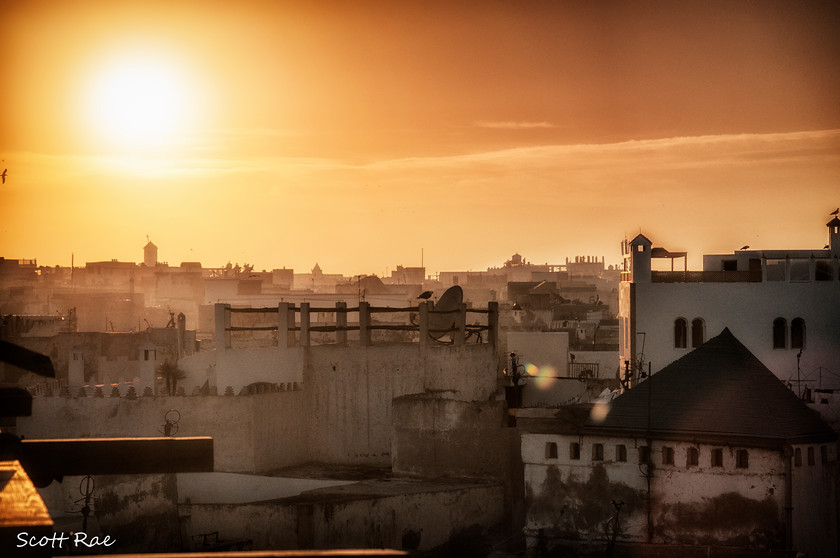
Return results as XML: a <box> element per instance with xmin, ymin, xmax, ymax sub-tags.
<box><xmin>86</xmin><ymin>54</ymin><xmax>193</xmax><ymax>149</ymax></box>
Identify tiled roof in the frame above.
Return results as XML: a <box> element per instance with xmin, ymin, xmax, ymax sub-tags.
<box><xmin>588</xmin><ymin>328</ymin><xmax>836</xmax><ymax>446</ymax></box>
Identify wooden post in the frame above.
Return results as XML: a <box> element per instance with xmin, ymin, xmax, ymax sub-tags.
<box><xmin>488</xmin><ymin>301</ymin><xmax>498</xmax><ymax>346</ymax></box>
<box><xmin>454</xmin><ymin>303</ymin><xmax>466</xmax><ymax>346</ymax></box>
<box><xmin>336</xmin><ymin>301</ymin><xmax>347</xmax><ymax>345</ymax></box>
<box><xmin>359</xmin><ymin>302</ymin><xmax>371</xmax><ymax>346</ymax></box>
<box><xmin>419</xmin><ymin>301</ymin><xmax>429</xmax><ymax>354</ymax></box>
<box><xmin>215</xmin><ymin>303</ymin><xmax>230</xmax><ymax>350</ymax></box>
<box><xmin>278</xmin><ymin>302</ymin><xmax>294</xmax><ymax>348</ymax></box>
<box><xmin>300</xmin><ymin>302</ymin><xmax>310</xmax><ymax>347</ymax></box>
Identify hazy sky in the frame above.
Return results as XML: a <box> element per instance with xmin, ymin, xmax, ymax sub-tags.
<box><xmin>2</xmin><ymin>0</ymin><xmax>839</xmax><ymax>275</ymax></box>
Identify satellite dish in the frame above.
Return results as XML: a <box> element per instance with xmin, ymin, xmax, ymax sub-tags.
<box><xmin>427</xmin><ymin>285</ymin><xmax>463</xmax><ymax>341</ymax></box>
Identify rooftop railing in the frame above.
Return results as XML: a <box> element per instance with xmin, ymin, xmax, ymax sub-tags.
<box><xmin>652</xmin><ymin>270</ymin><xmax>759</xmax><ymax>283</ymax></box>
<box><xmin>215</xmin><ymin>301</ymin><xmax>498</xmax><ymax>349</ymax></box>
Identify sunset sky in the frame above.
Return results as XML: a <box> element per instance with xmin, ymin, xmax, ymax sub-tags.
<box><xmin>2</xmin><ymin>0</ymin><xmax>839</xmax><ymax>276</ymax></box>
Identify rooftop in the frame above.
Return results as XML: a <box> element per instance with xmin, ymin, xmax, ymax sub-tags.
<box><xmin>589</xmin><ymin>328</ymin><xmax>836</xmax><ymax>447</ymax></box>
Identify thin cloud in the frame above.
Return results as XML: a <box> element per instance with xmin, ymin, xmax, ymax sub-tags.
<box><xmin>473</xmin><ymin>120</ymin><xmax>558</xmax><ymax>130</ymax></box>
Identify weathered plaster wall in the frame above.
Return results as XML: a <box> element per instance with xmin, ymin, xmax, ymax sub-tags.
<box><xmin>791</xmin><ymin>442</ymin><xmax>840</xmax><ymax>558</ymax></box>
<box><xmin>181</xmin><ymin>481</ymin><xmax>505</xmax><ymax>552</ymax></box>
<box><xmin>303</xmin><ymin>344</ymin><xmax>498</xmax><ymax>466</ymax></box>
<box><xmin>17</xmin><ymin>342</ymin><xmax>499</xmax><ymax>472</ymax></box>
<box><xmin>17</xmin><ymin>392</ymin><xmax>309</xmax><ymax>472</ymax></box>
<box><xmin>522</xmin><ymin>433</ymin><xmax>787</xmax><ymax>550</ymax></box>
<box><xmin>391</xmin><ymin>395</ymin><xmax>512</xmax><ymax>478</ymax></box>
<box><xmin>201</xmin><ymin>347</ymin><xmax>303</xmax><ymax>393</ymax></box>
<box><xmin>37</xmin><ymin>473</ymin><xmax>181</xmax><ymax>554</ymax></box>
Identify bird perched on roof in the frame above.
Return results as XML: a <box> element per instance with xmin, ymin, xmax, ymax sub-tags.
<box><xmin>417</xmin><ymin>290</ymin><xmax>434</xmax><ymax>300</ymax></box>
<box><xmin>1</xmin><ymin>169</ymin><xmax>6</xmax><ymax>184</ymax></box>
<box><xmin>830</xmin><ymin>208</ymin><xmax>839</xmax><ymax>216</ymax></box>
<box><xmin>739</xmin><ymin>245</ymin><xmax>750</xmax><ymax>250</ymax></box>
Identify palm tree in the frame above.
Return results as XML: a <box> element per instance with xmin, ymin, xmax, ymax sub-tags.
<box><xmin>158</xmin><ymin>360</ymin><xmax>186</xmax><ymax>395</ymax></box>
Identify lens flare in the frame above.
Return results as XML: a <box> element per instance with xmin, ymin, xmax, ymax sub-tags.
<box><xmin>524</xmin><ymin>363</ymin><xmax>557</xmax><ymax>390</ymax></box>
<box><xmin>590</xmin><ymin>402</ymin><xmax>611</xmax><ymax>423</ymax></box>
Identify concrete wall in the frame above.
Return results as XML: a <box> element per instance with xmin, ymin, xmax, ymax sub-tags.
<box><xmin>522</xmin><ymin>432</ymin><xmax>788</xmax><ymax>551</ymax></box>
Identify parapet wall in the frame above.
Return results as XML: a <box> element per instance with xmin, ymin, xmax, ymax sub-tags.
<box><xmin>17</xmin><ymin>390</ymin><xmax>309</xmax><ymax>473</ymax></box>
<box><xmin>304</xmin><ymin>343</ymin><xmax>499</xmax><ymax>466</ymax></box>
<box><xmin>18</xmin><ymin>342</ymin><xmax>501</xmax><ymax>474</ymax></box>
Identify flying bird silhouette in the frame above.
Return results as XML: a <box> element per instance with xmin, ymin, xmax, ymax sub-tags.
<box><xmin>1</xmin><ymin>169</ymin><xmax>6</xmax><ymax>184</ymax></box>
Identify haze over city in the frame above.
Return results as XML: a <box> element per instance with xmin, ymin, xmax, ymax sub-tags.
<box><xmin>2</xmin><ymin>0</ymin><xmax>839</xmax><ymax>275</ymax></box>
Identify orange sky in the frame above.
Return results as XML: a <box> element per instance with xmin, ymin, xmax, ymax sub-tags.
<box><xmin>2</xmin><ymin>0</ymin><xmax>839</xmax><ymax>276</ymax></box>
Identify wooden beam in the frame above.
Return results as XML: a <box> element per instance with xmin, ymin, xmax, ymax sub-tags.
<box><xmin>0</xmin><ymin>387</ymin><xmax>32</xmax><ymax>417</ymax></box>
<box><xmin>0</xmin><ymin>340</ymin><xmax>55</xmax><ymax>378</ymax></box>
<box><xmin>19</xmin><ymin>437</ymin><xmax>213</xmax><ymax>479</ymax></box>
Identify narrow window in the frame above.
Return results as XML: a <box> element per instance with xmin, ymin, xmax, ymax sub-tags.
<box><xmin>639</xmin><ymin>446</ymin><xmax>650</xmax><ymax>464</ymax></box>
<box><xmin>570</xmin><ymin>442</ymin><xmax>580</xmax><ymax>460</ymax></box>
<box><xmin>808</xmin><ymin>447</ymin><xmax>815</xmax><ymax>466</ymax></box>
<box><xmin>821</xmin><ymin>446</ymin><xmax>828</xmax><ymax>464</ymax></box>
<box><xmin>592</xmin><ymin>443</ymin><xmax>604</xmax><ymax>461</ymax></box>
<box><xmin>711</xmin><ymin>448</ymin><xmax>723</xmax><ymax>468</ymax></box>
<box><xmin>735</xmin><ymin>449</ymin><xmax>749</xmax><ymax>469</ymax></box>
<box><xmin>616</xmin><ymin>444</ymin><xmax>627</xmax><ymax>462</ymax></box>
<box><xmin>794</xmin><ymin>448</ymin><xmax>802</xmax><ymax>467</ymax></box>
<box><xmin>545</xmin><ymin>442</ymin><xmax>558</xmax><ymax>459</ymax></box>
<box><xmin>691</xmin><ymin>318</ymin><xmax>705</xmax><ymax>348</ymax></box>
<box><xmin>773</xmin><ymin>318</ymin><xmax>787</xmax><ymax>349</ymax></box>
<box><xmin>686</xmin><ymin>447</ymin><xmax>699</xmax><ymax>467</ymax></box>
<box><xmin>662</xmin><ymin>447</ymin><xmax>674</xmax><ymax>465</ymax></box>
<box><xmin>791</xmin><ymin>318</ymin><xmax>805</xmax><ymax>350</ymax></box>
<box><xmin>674</xmin><ymin>318</ymin><xmax>687</xmax><ymax>349</ymax></box>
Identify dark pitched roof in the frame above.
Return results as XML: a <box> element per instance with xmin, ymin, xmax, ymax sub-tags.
<box><xmin>588</xmin><ymin>328</ymin><xmax>836</xmax><ymax>446</ymax></box>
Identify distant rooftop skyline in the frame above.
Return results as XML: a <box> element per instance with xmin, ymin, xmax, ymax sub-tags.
<box><xmin>2</xmin><ymin>1</ymin><xmax>838</xmax><ymax>275</ymax></box>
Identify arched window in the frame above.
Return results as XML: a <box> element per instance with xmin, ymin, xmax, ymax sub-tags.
<box><xmin>674</xmin><ymin>318</ymin><xmax>687</xmax><ymax>348</ymax></box>
<box><xmin>773</xmin><ymin>318</ymin><xmax>787</xmax><ymax>349</ymax></box>
<box><xmin>691</xmin><ymin>318</ymin><xmax>705</xmax><ymax>348</ymax></box>
<box><xmin>791</xmin><ymin>318</ymin><xmax>805</xmax><ymax>350</ymax></box>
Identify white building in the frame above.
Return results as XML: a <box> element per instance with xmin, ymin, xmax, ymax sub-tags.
<box><xmin>520</xmin><ymin>329</ymin><xmax>838</xmax><ymax>557</ymax></box>
<box><xmin>618</xmin><ymin>216</ymin><xmax>840</xmax><ymax>387</ymax></box>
